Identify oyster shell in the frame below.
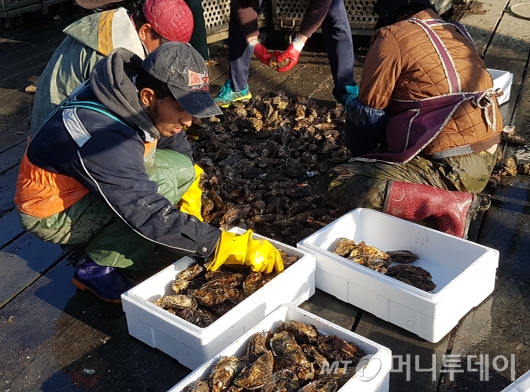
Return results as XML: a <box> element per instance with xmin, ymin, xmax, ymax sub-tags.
<box><xmin>316</xmin><ymin>335</ymin><xmax>362</xmax><ymax>362</ymax></box>
<box><xmin>233</xmin><ymin>351</ymin><xmax>274</xmax><ymax>389</ymax></box>
<box><xmin>298</xmin><ymin>380</ymin><xmax>338</xmax><ymax>392</ymax></box>
<box><xmin>178</xmin><ymin>263</ymin><xmax>205</xmax><ymax>281</ymax></box>
<box><xmin>153</xmin><ymin>295</ymin><xmax>198</xmax><ymax>310</ymax></box>
<box><xmin>387</xmin><ymin>250</ymin><xmax>420</xmax><ymax>264</ymax></box>
<box><xmin>208</xmin><ymin>356</ymin><xmax>244</xmax><ymax>392</ymax></box>
<box><xmin>277</xmin><ymin>320</ymin><xmax>319</xmax><ymax>344</ymax></box>
<box><xmin>182</xmin><ymin>380</ymin><xmax>210</xmax><ymax>392</ymax></box>
<box><xmin>333</xmin><ymin>238</ymin><xmax>356</xmax><ymax>257</ymax></box>
<box><xmin>243</xmin><ymin>272</ymin><xmax>265</xmax><ymax>297</ymax></box>
<box><xmin>385</xmin><ymin>265</ymin><xmax>436</xmax><ymax>292</ymax></box>
<box><xmin>261</xmin><ymin>369</ymin><xmax>300</xmax><ymax>392</ymax></box>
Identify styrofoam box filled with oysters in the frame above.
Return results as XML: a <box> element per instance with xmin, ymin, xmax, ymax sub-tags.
<box><xmin>121</xmin><ymin>229</ymin><xmax>316</xmax><ymax>369</ymax></box>
<box><xmin>297</xmin><ymin>208</ymin><xmax>499</xmax><ymax>343</ymax></box>
<box><xmin>169</xmin><ymin>304</ymin><xmax>392</xmax><ymax>392</ymax></box>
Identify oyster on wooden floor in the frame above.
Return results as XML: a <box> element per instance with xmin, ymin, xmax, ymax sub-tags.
<box><xmin>385</xmin><ymin>265</ymin><xmax>437</xmax><ymax>292</ymax></box>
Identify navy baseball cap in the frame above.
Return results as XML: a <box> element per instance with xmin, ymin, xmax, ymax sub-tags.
<box><xmin>142</xmin><ymin>42</ymin><xmax>222</xmax><ymax>118</ymax></box>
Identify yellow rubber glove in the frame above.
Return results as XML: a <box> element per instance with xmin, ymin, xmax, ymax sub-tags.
<box><xmin>207</xmin><ymin>230</ymin><xmax>284</xmax><ymax>274</ymax></box>
<box><xmin>208</xmin><ymin>230</ymin><xmax>252</xmax><ymax>271</ymax></box>
<box><xmin>245</xmin><ymin>237</ymin><xmax>284</xmax><ymax>274</ymax></box>
<box><xmin>180</xmin><ymin>164</ymin><xmax>204</xmax><ymax>221</ymax></box>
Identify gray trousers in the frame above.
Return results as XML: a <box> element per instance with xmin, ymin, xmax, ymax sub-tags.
<box><xmin>17</xmin><ymin>150</ymin><xmax>195</xmax><ymax>270</ymax></box>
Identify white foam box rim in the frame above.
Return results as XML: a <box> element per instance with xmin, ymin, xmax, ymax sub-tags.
<box><xmin>501</xmin><ymin>369</ymin><xmax>530</xmax><ymax>392</ymax></box>
<box><xmin>297</xmin><ymin>208</ymin><xmax>499</xmax><ymax>343</ymax></box>
<box><xmin>168</xmin><ymin>304</ymin><xmax>392</xmax><ymax>392</ymax></box>
<box><xmin>121</xmin><ymin>230</ymin><xmax>316</xmax><ymax>369</ymax></box>
<box><xmin>488</xmin><ymin>68</ymin><xmax>513</xmax><ymax>105</ymax></box>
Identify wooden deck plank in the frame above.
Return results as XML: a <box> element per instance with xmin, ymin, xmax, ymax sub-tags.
<box><xmin>0</xmin><ymin>165</ymin><xmax>18</xmax><ymax>216</ymax></box>
<box><xmin>0</xmin><ymin>141</ymin><xmax>25</xmax><ymax>173</ymax></box>
<box><xmin>445</xmin><ymin>176</ymin><xmax>530</xmax><ymax>390</ymax></box>
<box><xmin>456</xmin><ymin>0</ymin><xmax>509</xmax><ymax>57</ymax></box>
<box><xmin>0</xmin><ymin>232</ymin><xmax>64</xmax><ymax>307</ymax></box>
<box><xmin>481</xmin><ymin>0</ymin><xmax>530</xmax><ymax>127</ymax></box>
<box><xmin>0</xmin><ymin>257</ymin><xmax>189</xmax><ymax>392</ymax></box>
<box><xmin>0</xmin><ymin>210</ymin><xmax>25</xmax><ymax>248</ymax></box>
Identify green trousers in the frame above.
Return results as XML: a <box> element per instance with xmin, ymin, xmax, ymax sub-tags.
<box><xmin>17</xmin><ymin>150</ymin><xmax>195</xmax><ymax>270</ymax></box>
<box><xmin>327</xmin><ymin>150</ymin><xmax>499</xmax><ymax>211</ymax></box>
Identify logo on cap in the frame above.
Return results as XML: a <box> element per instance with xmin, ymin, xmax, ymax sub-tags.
<box><xmin>188</xmin><ymin>70</ymin><xmax>209</xmax><ymax>92</ymax></box>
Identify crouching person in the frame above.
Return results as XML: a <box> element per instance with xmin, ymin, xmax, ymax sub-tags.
<box><xmin>15</xmin><ymin>43</ymin><xmax>282</xmax><ymax>303</ymax></box>
<box><xmin>327</xmin><ymin>0</ymin><xmax>502</xmax><ymax>239</ymax></box>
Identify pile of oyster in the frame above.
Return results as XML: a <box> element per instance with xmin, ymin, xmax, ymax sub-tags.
<box><xmin>153</xmin><ymin>251</ymin><xmax>299</xmax><ymax>328</ymax></box>
<box><xmin>332</xmin><ymin>238</ymin><xmax>436</xmax><ymax>292</ymax></box>
<box><xmin>182</xmin><ymin>320</ymin><xmax>366</xmax><ymax>392</ymax></box>
<box><xmin>187</xmin><ymin>92</ymin><xmax>350</xmax><ymax>246</ymax></box>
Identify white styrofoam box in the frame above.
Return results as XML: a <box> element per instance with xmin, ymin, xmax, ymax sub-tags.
<box><xmin>169</xmin><ymin>304</ymin><xmax>392</xmax><ymax>392</ymax></box>
<box><xmin>121</xmin><ymin>231</ymin><xmax>316</xmax><ymax>369</ymax></box>
<box><xmin>488</xmin><ymin>68</ymin><xmax>513</xmax><ymax>105</ymax></box>
<box><xmin>501</xmin><ymin>369</ymin><xmax>530</xmax><ymax>392</ymax></box>
<box><xmin>297</xmin><ymin>208</ymin><xmax>499</xmax><ymax>343</ymax></box>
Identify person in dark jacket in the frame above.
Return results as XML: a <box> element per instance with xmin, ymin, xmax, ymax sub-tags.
<box><xmin>214</xmin><ymin>0</ymin><xmax>357</xmax><ymax>107</ymax></box>
<box><xmin>15</xmin><ymin>43</ymin><xmax>282</xmax><ymax>303</ymax></box>
<box><xmin>327</xmin><ymin>0</ymin><xmax>502</xmax><ymax>239</ymax></box>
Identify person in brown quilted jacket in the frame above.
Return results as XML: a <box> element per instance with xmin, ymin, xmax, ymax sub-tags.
<box><xmin>327</xmin><ymin>0</ymin><xmax>503</xmax><ymax>239</ymax></box>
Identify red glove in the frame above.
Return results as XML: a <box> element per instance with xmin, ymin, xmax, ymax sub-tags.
<box><xmin>276</xmin><ymin>44</ymin><xmax>301</xmax><ymax>73</ymax></box>
<box><xmin>253</xmin><ymin>42</ymin><xmax>272</xmax><ymax>66</ymax></box>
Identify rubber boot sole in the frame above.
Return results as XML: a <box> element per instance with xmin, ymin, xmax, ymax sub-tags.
<box><xmin>72</xmin><ymin>277</ymin><xmax>122</xmax><ymax>304</ymax></box>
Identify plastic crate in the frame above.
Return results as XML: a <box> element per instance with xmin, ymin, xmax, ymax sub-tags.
<box><xmin>271</xmin><ymin>0</ymin><xmax>453</xmax><ymax>34</ymax></box>
<box><xmin>121</xmin><ymin>230</ymin><xmax>316</xmax><ymax>369</ymax></box>
<box><xmin>169</xmin><ymin>304</ymin><xmax>392</xmax><ymax>392</ymax></box>
<box><xmin>297</xmin><ymin>208</ymin><xmax>499</xmax><ymax>343</ymax></box>
<box><xmin>203</xmin><ymin>0</ymin><xmax>271</xmax><ymax>44</ymax></box>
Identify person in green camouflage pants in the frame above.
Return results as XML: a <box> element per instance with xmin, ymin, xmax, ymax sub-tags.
<box><xmin>327</xmin><ymin>151</ymin><xmax>498</xmax><ymax>212</ymax></box>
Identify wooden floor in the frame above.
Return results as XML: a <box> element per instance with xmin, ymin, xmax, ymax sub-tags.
<box><xmin>1</xmin><ymin>1</ymin><xmax>530</xmax><ymax>391</ymax></box>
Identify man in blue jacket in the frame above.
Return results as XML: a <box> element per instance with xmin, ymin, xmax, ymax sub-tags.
<box><xmin>16</xmin><ymin>42</ymin><xmax>286</xmax><ymax>303</ymax></box>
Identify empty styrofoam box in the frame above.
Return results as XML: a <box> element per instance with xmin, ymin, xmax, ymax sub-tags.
<box><xmin>501</xmin><ymin>369</ymin><xmax>530</xmax><ymax>392</ymax></box>
<box><xmin>169</xmin><ymin>304</ymin><xmax>392</xmax><ymax>392</ymax></box>
<box><xmin>488</xmin><ymin>68</ymin><xmax>513</xmax><ymax>105</ymax></box>
<box><xmin>121</xmin><ymin>230</ymin><xmax>316</xmax><ymax>369</ymax></box>
<box><xmin>297</xmin><ymin>208</ymin><xmax>499</xmax><ymax>343</ymax></box>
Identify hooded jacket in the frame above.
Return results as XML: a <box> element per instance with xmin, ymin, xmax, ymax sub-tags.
<box><xmin>31</xmin><ymin>8</ymin><xmax>146</xmax><ymax>133</ymax></box>
<box><xmin>16</xmin><ymin>48</ymin><xmax>220</xmax><ymax>258</ymax></box>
